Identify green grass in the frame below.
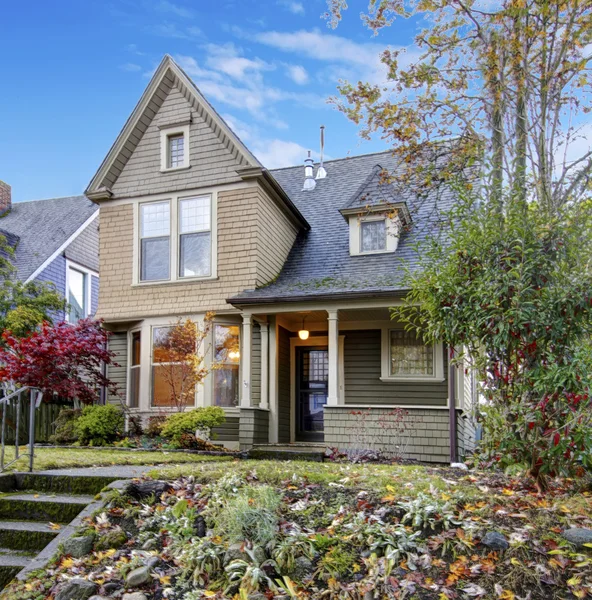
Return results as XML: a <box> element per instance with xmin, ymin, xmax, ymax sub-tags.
<box><xmin>0</xmin><ymin>447</ymin><xmax>234</xmax><ymax>472</ymax></box>
<box><xmin>149</xmin><ymin>459</ymin><xmax>481</xmax><ymax>499</ymax></box>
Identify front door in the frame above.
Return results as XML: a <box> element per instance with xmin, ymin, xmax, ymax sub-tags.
<box><xmin>296</xmin><ymin>347</ymin><xmax>329</xmax><ymax>442</ymax></box>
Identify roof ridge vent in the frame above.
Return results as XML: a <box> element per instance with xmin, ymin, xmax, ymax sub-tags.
<box><xmin>315</xmin><ymin>125</ymin><xmax>327</xmax><ymax>180</ymax></box>
<box><xmin>302</xmin><ymin>150</ymin><xmax>316</xmax><ymax>191</ymax></box>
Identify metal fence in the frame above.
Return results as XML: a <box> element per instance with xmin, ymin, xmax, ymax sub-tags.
<box><xmin>0</xmin><ymin>388</ymin><xmax>42</xmax><ymax>472</ymax></box>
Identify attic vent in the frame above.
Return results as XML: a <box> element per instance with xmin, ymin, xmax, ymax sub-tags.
<box><xmin>316</xmin><ymin>125</ymin><xmax>327</xmax><ymax>180</ymax></box>
<box><xmin>302</xmin><ymin>151</ymin><xmax>316</xmax><ymax>192</ymax></box>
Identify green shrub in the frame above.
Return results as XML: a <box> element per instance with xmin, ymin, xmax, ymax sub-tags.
<box><xmin>75</xmin><ymin>404</ymin><xmax>124</xmax><ymax>446</ymax></box>
<box><xmin>50</xmin><ymin>408</ymin><xmax>82</xmax><ymax>445</ymax></box>
<box><xmin>161</xmin><ymin>407</ymin><xmax>225</xmax><ymax>446</ymax></box>
<box><xmin>146</xmin><ymin>415</ymin><xmax>167</xmax><ymax>437</ymax></box>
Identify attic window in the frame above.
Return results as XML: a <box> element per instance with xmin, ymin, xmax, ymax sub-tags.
<box><xmin>160</xmin><ymin>123</ymin><xmax>190</xmax><ymax>172</ymax></box>
<box><xmin>360</xmin><ymin>219</ymin><xmax>387</xmax><ymax>253</ymax></box>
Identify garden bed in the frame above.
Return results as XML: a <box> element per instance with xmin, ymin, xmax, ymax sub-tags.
<box><xmin>5</xmin><ymin>461</ymin><xmax>592</xmax><ymax>599</ymax></box>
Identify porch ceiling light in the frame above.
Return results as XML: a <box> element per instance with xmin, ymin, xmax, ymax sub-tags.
<box><xmin>298</xmin><ymin>316</ymin><xmax>309</xmax><ymax>340</ymax></box>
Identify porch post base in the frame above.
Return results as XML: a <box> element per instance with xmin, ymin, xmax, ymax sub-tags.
<box><xmin>239</xmin><ymin>407</ymin><xmax>269</xmax><ymax>450</ymax></box>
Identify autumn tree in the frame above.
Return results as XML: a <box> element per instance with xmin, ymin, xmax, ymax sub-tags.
<box><xmin>0</xmin><ymin>319</ymin><xmax>118</xmax><ymax>404</ymax></box>
<box><xmin>329</xmin><ymin>1</ymin><xmax>592</xmax><ymax>484</ymax></box>
<box><xmin>153</xmin><ymin>314</ymin><xmax>215</xmax><ymax>411</ymax></box>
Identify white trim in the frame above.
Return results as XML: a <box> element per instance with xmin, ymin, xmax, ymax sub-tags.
<box><xmin>325</xmin><ymin>404</ymin><xmax>449</xmax><ymax>410</ymax></box>
<box><xmin>160</xmin><ymin>123</ymin><xmax>190</xmax><ymax>171</ymax></box>
<box><xmin>135</xmin><ymin>191</ymin><xmax>217</xmax><ymax>286</ymax></box>
<box><xmin>289</xmin><ymin>335</ymin><xmax>345</xmax><ymax>443</ymax></box>
<box><xmin>348</xmin><ymin>213</ymin><xmax>401</xmax><ymax>256</ymax></box>
<box><xmin>65</xmin><ymin>259</ymin><xmax>94</xmax><ymax>323</ymax></box>
<box><xmin>127</xmin><ymin>327</ymin><xmax>142</xmax><ymax>408</ymax></box>
<box><xmin>380</xmin><ymin>328</ymin><xmax>444</xmax><ymax>382</ymax></box>
<box><xmin>25</xmin><ymin>211</ymin><xmax>99</xmax><ymax>284</ymax></box>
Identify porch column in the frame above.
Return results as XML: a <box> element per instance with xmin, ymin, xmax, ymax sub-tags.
<box><xmin>240</xmin><ymin>314</ymin><xmax>252</xmax><ymax>407</ymax></box>
<box><xmin>260</xmin><ymin>321</ymin><xmax>269</xmax><ymax>410</ymax></box>
<box><xmin>327</xmin><ymin>309</ymin><xmax>339</xmax><ymax>406</ymax></box>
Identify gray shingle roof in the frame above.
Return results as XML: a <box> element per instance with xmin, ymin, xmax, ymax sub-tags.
<box><xmin>0</xmin><ymin>196</ymin><xmax>97</xmax><ymax>281</ymax></box>
<box><xmin>230</xmin><ymin>150</ymin><xmax>456</xmax><ymax>304</ymax></box>
<box><xmin>342</xmin><ymin>164</ymin><xmax>400</xmax><ymax>211</ymax></box>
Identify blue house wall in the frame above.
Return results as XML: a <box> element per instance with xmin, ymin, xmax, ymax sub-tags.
<box><xmin>35</xmin><ymin>254</ymin><xmax>67</xmax><ymax>322</ymax></box>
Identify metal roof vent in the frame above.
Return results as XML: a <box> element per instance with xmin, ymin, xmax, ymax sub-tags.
<box><xmin>302</xmin><ymin>150</ymin><xmax>316</xmax><ymax>191</ymax></box>
<box><xmin>315</xmin><ymin>125</ymin><xmax>327</xmax><ymax>180</ymax></box>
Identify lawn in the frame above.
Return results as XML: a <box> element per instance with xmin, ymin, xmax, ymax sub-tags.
<box><xmin>6</xmin><ymin>459</ymin><xmax>592</xmax><ymax>599</ymax></box>
<box><xmin>0</xmin><ymin>446</ymin><xmax>233</xmax><ymax>471</ymax></box>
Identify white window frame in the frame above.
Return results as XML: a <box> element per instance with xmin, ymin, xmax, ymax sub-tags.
<box><xmin>348</xmin><ymin>213</ymin><xmax>402</xmax><ymax>256</ymax></box>
<box><xmin>178</xmin><ymin>195</ymin><xmax>212</xmax><ymax>279</ymax></box>
<box><xmin>139</xmin><ymin>199</ymin><xmax>171</xmax><ymax>283</ymax></box>
<box><xmin>65</xmin><ymin>260</ymin><xmax>96</xmax><ymax>323</ymax></box>
<box><xmin>127</xmin><ymin>328</ymin><xmax>142</xmax><ymax>408</ymax></box>
<box><xmin>380</xmin><ymin>328</ymin><xmax>444</xmax><ymax>382</ymax></box>
<box><xmin>211</xmin><ymin>321</ymin><xmax>242</xmax><ymax>411</ymax></box>
<box><xmin>160</xmin><ymin>123</ymin><xmax>191</xmax><ymax>172</ymax></box>
<box><xmin>133</xmin><ymin>192</ymin><xmax>217</xmax><ymax>286</ymax></box>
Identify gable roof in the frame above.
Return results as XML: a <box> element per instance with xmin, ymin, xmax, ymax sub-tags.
<box><xmin>86</xmin><ymin>55</ymin><xmax>262</xmax><ymax>199</ymax></box>
<box><xmin>230</xmin><ymin>150</ymin><xmax>458</xmax><ymax>305</ymax></box>
<box><xmin>342</xmin><ymin>164</ymin><xmax>399</xmax><ymax>210</ymax></box>
<box><xmin>0</xmin><ymin>196</ymin><xmax>98</xmax><ymax>282</ymax></box>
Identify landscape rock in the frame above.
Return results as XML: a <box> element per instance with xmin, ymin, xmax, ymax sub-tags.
<box><xmin>102</xmin><ymin>582</ymin><xmax>122</xmax><ymax>594</ymax></box>
<box><xmin>481</xmin><ymin>531</ymin><xmax>509</xmax><ymax>551</ymax></box>
<box><xmin>122</xmin><ymin>594</ymin><xmax>148</xmax><ymax>600</ymax></box>
<box><xmin>88</xmin><ymin>596</ymin><xmax>109</xmax><ymax>600</ymax></box>
<box><xmin>63</xmin><ymin>535</ymin><xmax>95</xmax><ymax>558</ymax></box>
<box><xmin>562</xmin><ymin>528</ymin><xmax>592</xmax><ymax>548</ymax></box>
<box><xmin>141</xmin><ymin>539</ymin><xmax>158</xmax><ymax>551</ymax></box>
<box><xmin>144</xmin><ymin>555</ymin><xmax>161</xmax><ymax>569</ymax></box>
<box><xmin>450</xmin><ymin>462</ymin><xmax>469</xmax><ymax>470</ymax></box>
<box><xmin>55</xmin><ymin>578</ymin><xmax>98</xmax><ymax>600</ymax></box>
<box><xmin>288</xmin><ymin>556</ymin><xmax>314</xmax><ymax>581</ymax></box>
<box><xmin>224</xmin><ymin>542</ymin><xmax>266</xmax><ymax>566</ymax></box>
<box><xmin>125</xmin><ymin>565</ymin><xmax>151</xmax><ymax>587</ymax></box>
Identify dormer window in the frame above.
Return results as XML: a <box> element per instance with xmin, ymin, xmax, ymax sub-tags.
<box><xmin>159</xmin><ymin>123</ymin><xmax>190</xmax><ymax>172</ymax></box>
<box><xmin>360</xmin><ymin>218</ymin><xmax>387</xmax><ymax>253</ymax></box>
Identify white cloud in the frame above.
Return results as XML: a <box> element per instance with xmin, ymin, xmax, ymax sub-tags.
<box><xmin>149</xmin><ymin>22</ymin><xmax>202</xmax><ymax>40</ymax></box>
<box><xmin>252</xmin><ymin>139</ymin><xmax>313</xmax><ymax>169</ymax></box>
<box><xmin>154</xmin><ymin>0</ymin><xmax>194</xmax><ymax>18</ymax></box>
<box><xmin>286</xmin><ymin>64</ymin><xmax>309</xmax><ymax>85</ymax></box>
<box><xmin>120</xmin><ymin>63</ymin><xmax>142</xmax><ymax>72</ymax></box>
<box><xmin>278</xmin><ymin>0</ymin><xmax>305</xmax><ymax>15</ymax></box>
<box><xmin>204</xmin><ymin>43</ymin><xmax>274</xmax><ymax>82</ymax></box>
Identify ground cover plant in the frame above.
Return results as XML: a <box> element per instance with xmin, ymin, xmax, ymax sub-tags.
<box><xmin>7</xmin><ymin>461</ymin><xmax>592</xmax><ymax>599</ymax></box>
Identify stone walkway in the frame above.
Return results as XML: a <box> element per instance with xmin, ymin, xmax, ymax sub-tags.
<box><xmin>34</xmin><ymin>465</ymin><xmax>153</xmax><ymax>479</ymax></box>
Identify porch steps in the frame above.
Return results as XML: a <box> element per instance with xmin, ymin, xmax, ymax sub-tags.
<box><xmin>248</xmin><ymin>444</ymin><xmax>327</xmax><ymax>462</ymax></box>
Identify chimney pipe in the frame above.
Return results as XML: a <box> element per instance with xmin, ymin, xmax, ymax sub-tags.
<box><xmin>302</xmin><ymin>151</ymin><xmax>316</xmax><ymax>191</ymax></box>
<box><xmin>0</xmin><ymin>181</ymin><xmax>11</xmax><ymax>216</ymax></box>
<box><xmin>316</xmin><ymin>125</ymin><xmax>327</xmax><ymax>180</ymax></box>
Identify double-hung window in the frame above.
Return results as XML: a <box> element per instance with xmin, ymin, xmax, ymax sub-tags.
<box><xmin>129</xmin><ymin>331</ymin><xmax>141</xmax><ymax>408</ymax></box>
<box><xmin>213</xmin><ymin>324</ymin><xmax>240</xmax><ymax>407</ymax></box>
<box><xmin>381</xmin><ymin>329</ymin><xmax>443</xmax><ymax>381</ymax></box>
<box><xmin>66</xmin><ymin>263</ymin><xmax>94</xmax><ymax>323</ymax></box>
<box><xmin>360</xmin><ymin>219</ymin><xmax>387</xmax><ymax>253</ymax></box>
<box><xmin>168</xmin><ymin>134</ymin><xmax>184</xmax><ymax>169</ymax></box>
<box><xmin>179</xmin><ymin>196</ymin><xmax>211</xmax><ymax>278</ymax></box>
<box><xmin>140</xmin><ymin>201</ymin><xmax>170</xmax><ymax>282</ymax></box>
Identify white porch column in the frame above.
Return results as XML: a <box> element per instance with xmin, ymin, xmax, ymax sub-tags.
<box><xmin>268</xmin><ymin>317</ymin><xmax>279</xmax><ymax>443</ymax></box>
<box><xmin>327</xmin><ymin>309</ymin><xmax>339</xmax><ymax>406</ymax></box>
<box><xmin>260</xmin><ymin>321</ymin><xmax>269</xmax><ymax>410</ymax></box>
<box><xmin>240</xmin><ymin>314</ymin><xmax>252</xmax><ymax>407</ymax></box>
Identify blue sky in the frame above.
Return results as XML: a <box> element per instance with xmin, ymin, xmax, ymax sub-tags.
<box><xmin>0</xmin><ymin>0</ymin><xmax>420</xmax><ymax>202</ymax></box>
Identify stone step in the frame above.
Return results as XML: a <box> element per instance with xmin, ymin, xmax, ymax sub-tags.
<box><xmin>0</xmin><ymin>554</ymin><xmax>30</xmax><ymax>590</ymax></box>
<box><xmin>0</xmin><ymin>520</ymin><xmax>61</xmax><ymax>552</ymax></box>
<box><xmin>0</xmin><ymin>493</ymin><xmax>94</xmax><ymax>523</ymax></box>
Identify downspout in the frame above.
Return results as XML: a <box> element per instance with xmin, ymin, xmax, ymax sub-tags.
<box><xmin>448</xmin><ymin>346</ymin><xmax>458</xmax><ymax>463</ymax></box>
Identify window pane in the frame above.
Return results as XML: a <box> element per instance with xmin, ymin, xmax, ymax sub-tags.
<box><xmin>180</xmin><ymin>197</ymin><xmax>210</xmax><ymax>233</ymax></box>
<box><xmin>68</xmin><ymin>268</ymin><xmax>87</xmax><ymax>322</ymax></box>
<box><xmin>214</xmin><ymin>324</ymin><xmax>240</xmax><ymax>407</ymax></box>
<box><xmin>141</xmin><ymin>202</ymin><xmax>170</xmax><ymax>238</ymax></box>
<box><xmin>153</xmin><ymin>325</ymin><xmax>194</xmax><ymax>363</ymax></box>
<box><xmin>141</xmin><ymin>237</ymin><xmax>170</xmax><ymax>281</ymax></box>
<box><xmin>168</xmin><ymin>134</ymin><xmax>184</xmax><ymax>168</ymax></box>
<box><xmin>214</xmin><ymin>366</ymin><xmax>239</xmax><ymax>407</ymax></box>
<box><xmin>390</xmin><ymin>330</ymin><xmax>434</xmax><ymax>376</ymax></box>
<box><xmin>214</xmin><ymin>325</ymin><xmax>240</xmax><ymax>362</ymax></box>
<box><xmin>152</xmin><ymin>364</ymin><xmax>194</xmax><ymax>407</ymax></box>
<box><xmin>131</xmin><ymin>331</ymin><xmax>141</xmax><ymax>366</ymax></box>
<box><xmin>361</xmin><ymin>220</ymin><xmax>386</xmax><ymax>252</ymax></box>
<box><xmin>180</xmin><ymin>232</ymin><xmax>211</xmax><ymax>278</ymax></box>
<box><xmin>129</xmin><ymin>367</ymin><xmax>140</xmax><ymax>408</ymax></box>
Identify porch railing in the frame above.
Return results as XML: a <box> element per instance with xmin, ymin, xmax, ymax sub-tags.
<box><xmin>0</xmin><ymin>387</ymin><xmax>43</xmax><ymax>473</ymax></box>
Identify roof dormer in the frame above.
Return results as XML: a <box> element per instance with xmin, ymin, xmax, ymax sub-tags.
<box><xmin>340</xmin><ymin>164</ymin><xmax>411</xmax><ymax>256</ymax></box>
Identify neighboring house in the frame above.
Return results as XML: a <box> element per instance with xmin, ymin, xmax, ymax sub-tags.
<box><xmin>86</xmin><ymin>55</ymin><xmax>476</xmax><ymax>462</ymax></box>
<box><xmin>0</xmin><ymin>180</ymin><xmax>99</xmax><ymax>323</ymax></box>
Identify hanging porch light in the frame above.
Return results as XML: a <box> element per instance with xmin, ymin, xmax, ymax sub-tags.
<box><xmin>298</xmin><ymin>315</ymin><xmax>310</xmax><ymax>340</ymax></box>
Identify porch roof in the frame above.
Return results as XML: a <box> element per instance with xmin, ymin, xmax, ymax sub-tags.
<box><xmin>230</xmin><ymin>150</ymin><xmax>459</xmax><ymax>306</ymax></box>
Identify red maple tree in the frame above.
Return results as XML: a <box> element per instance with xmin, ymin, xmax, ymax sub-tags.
<box><xmin>0</xmin><ymin>319</ymin><xmax>118</xmax><ymax>404</ymax></box>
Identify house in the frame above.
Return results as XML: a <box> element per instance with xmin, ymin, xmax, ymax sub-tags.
<box><xmin>0</xmin><ymin>180</ymin><xmax>99</xmax><ymax>323</ymax></box>
<box><xmin>86</xmin><ymin>55</ymin><xmax>477</xmax><ymax>462</ymax></box>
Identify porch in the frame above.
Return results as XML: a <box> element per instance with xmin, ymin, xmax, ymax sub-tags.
<box><xmin>236</xmin><ymin>302</ymin><xmax>472</xmax><ymax>463</ymax></box>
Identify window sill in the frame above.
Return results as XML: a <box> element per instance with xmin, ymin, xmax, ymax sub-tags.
<box><xmin>132</xmin><ymin>275</ymin><xmax>218</xmax><ymax>288</ymax></box>
<box><xmin>160</xmin><ymin>165</ymin><xmax>191</xmax><ymax>174</ymax></box>
<box><xmin>352</xmin><ymin>249</ymin><xmax>395</xmax><ymax>256</ymax></box>
<box><xmin>379</xmin><ymin>376</ymin><xmax>445</xmax><ymax>383</ymax></box>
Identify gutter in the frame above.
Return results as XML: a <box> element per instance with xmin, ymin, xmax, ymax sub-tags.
<box><xmin>227</xmin><ymin>288</ymin><xmax>409</xmax><ymax>307</ymax></box>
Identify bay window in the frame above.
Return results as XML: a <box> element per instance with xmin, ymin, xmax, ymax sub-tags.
<box><xmin>213</xmin><ymin>324</ymin><xmax>240</xmax><ymax>407</ymax></box>
<box><xmin>140</xmin><ymin>201</ymin><xmax>170</xmax><ymax>282</ymax></box>
<box><xmin>129</xmin><ymin>331</ymin><xmax>141</xmax><ymax>408</ymax></box>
